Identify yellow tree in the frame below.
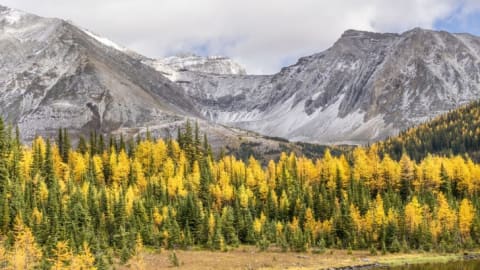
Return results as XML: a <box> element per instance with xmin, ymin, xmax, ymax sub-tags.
<box><xmin>133</xmin><ymin>159</ymin><xmax>147</xmax><ymax>192</ymax></box>
<box><xmin>51</xmin><ymin>241</ymin><xmax>73</xmax><ymax>270</ymax></box>
<box><xmin>52</xmin><ymin>144</ymin><xmax>66</xmax><ymax>180</ymax></box>
<box><xmin>70</xmin><ymin>152</ymin><xmax>87</xmax><ymax>182</ymax></box>
<box><xmin>467</xmin><ymin>159</ymin><xmax>480</xmax><ymax>193</ymax></box>
<box><xmin>218</xmin><ymin>171</ymin><xmax>233</xmax><ymax>202</ymax></box>
<box><xmin>113</xmin><ymin>150</ymin><xmax>130</xmax><ymax>185</ymax></box>
<box><xmin>453</xmin><ymin>156</ymin><xmax>473</xmax><ymax>195</ymax></box>
<box><xmin>352</xmin><ymin>148</ymin><xmax>371</xmax><ymax>184</ymax></box>
<box><xmin>19</xmin><ymin>149</ymin><xmax>33</xmax><ymax>181</ymax></box>
<box><xmin>109</xmin><ymin>147</ymin><xmax>118</xmax><ymax>182</ymax></box>
<box><xmin>373</xmin><ymin>194</ymin><xmax>385</xmax><ymax>227</ymax></box>
<box><xmin>420</xmin><ymin>155</ymin><xmax>441</xmax><ymax>192</ymax></box>
<box><xmin>404</xmin><ymin>196</ymin><xmax>423</xmax><ymax>234</ymax></box>
<box><xmin>399</xmin><ymin>154</ymin><xmax>414</xmax><ymax>197</ymax></box>
<box><xmin>367</xmin><ymin>145</ymin><xmax>381</xmax><ymax>191</ymax></box>
<box><xmin>459</xmin><ymin>198</ymin><xmax>475</xmax><ymax>241</ymax></box>
<box><xmin>169</xmin><ymin>140</ymin><xmax>181</xmax><ymax>162</ymax></box>
<box><xmin>71</xmin><ymin>242</ymin><xmax>96</xmax><ymax>270</ymax></box>
<box><xmin>208</xmin><ymin>212</ymin><xmax>215</xmax><ymax>241</ymax></box>
<box><xmin>125</xmin><ymin>186</ymin><xmax>137</xmax><ymax>216</ymax></box>
<box><xmin>253</xmin><ymin>218</ymin><xmax>263</xmax><ymax>235</ymax></box>
<box><xmin>9</xmin><ymin>216</ymin><xmax>42</xmax><ymax>270</ymax></box>
<box><xmin>238</xmin><ymin>185</ymin><xmax>249</xmax><ymax>209</ymax></box>
<box><xmin>337</xmin><ymin>155</ymin><xmax>351</xmax><ymax>188</ymax></box>
<box><xmin>135</xmin><ymin>140</ymin><xmax>153</xmax><ymax>174</ymax></box>
<box><xmin>304</xmin><ymin>207</ymin><xmax>317</xmax><ymax>241</ymax></box>
<box><xmin>92</xmin><ymin>155</ymin><xmax>104</xmax><ymax>185</ymax></box>
<box><xmin>188</xmin><ymin>160</ymin><xmax>201</xmax><ymax>192</ymax></box>
<box><xmin>266</xmin><ymin>160</ymin><xmax>277</xmax><ymax>189</ymax></box>
<box><xmin>380</xmin><ymin>154</ymin><xmax>400</xmax><ymax>191</ymax></box>
<box><xmin>0</xmin><ymin>244</ymin><xmax>7</xmax><ymax>269</ymax></box>
<box><xmin>436</xmin><ymin>193</ymin><xmax>456</xmax><ymax>232</ymax></box>
<box><xmin>350</xmin><ymin>204</ymin><xmax>362</xmax><ymax>236</ymax></box>
<box><xmin>279</xmin><ymin>190</ymin><xmax>290</xmax><ymax>215</ymax></box>
<box><xmin>320</xmin><ymin>149</ymin><xmax>336</xmax><ymax>190</ymax></box>
<box><xmin>399</xmin><ymin>154</ymin><xmax>414</xmax><ymax>182</ymax></box>
<box><xmin>31</xmin><ymin>207</ymin><xmax>43</xmax><ymax>225</ymax></box>
<box><xmin>162</xmin><ymin>157</ymin><xmax>175</xmax><ymax>180</ymax></box>
<box><xmin>248</xmin><ymin>156</ymin><xmax>265</xmax><ymax>188</ymax></box>
<box><xmin>152</xmin><ymin>139</ymin><xmax>167</xmax><ymax>171</ymax></box>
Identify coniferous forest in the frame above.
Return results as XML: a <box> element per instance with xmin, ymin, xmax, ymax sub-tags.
<box><xmin>376</xmin><ymin>100</ymin><xmax>480</xmax><ymax>162</ymax></box>
<box><xmin>0</xmin><ymin>117</ymin><xmax>480</xmax><ymax>269</ymax></box>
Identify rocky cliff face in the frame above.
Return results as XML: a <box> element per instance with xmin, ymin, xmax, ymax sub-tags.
<box><xmin>175</xmin><ymin>28</ymin><xmax>480</xmax><ymax>144</ymax></box>
<box><xmin>144</xmin><ymin>53</ymin><xmax>246</xmax><ymax>82</ymax></box>
<box><xmin>0</xmin><ymin>5</ymin><xmax>199</xmax><ymax>141</ymax></box>
<box><xmin>2</xmin><ymin>5</ymin><xmax>480</xmax><ymax>146</ymax></box>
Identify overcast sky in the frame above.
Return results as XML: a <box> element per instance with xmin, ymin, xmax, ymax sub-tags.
<box><xmin>2</xmin><ymin>0</ymin><xmax>480</xmax><ymax>74</ymax></box>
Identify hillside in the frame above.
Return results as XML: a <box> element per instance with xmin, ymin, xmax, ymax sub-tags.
<box><xmin>3</xmin><ymin>4</ymin><xmax>480</xmax><ymax>146</ymax></box>
<box><xmin>376</xmin><ymin>100</ymin><xmax>480</xmax><ymax>161</ymax></box>
<box><xmin>175</xmin><ymin>29</ymin><xmax>480</xmax><ymax>144</ymax></box>
<box><xmin>0</xmin><ymin>5</ymin><xmax>200</xmax><ymax>141</ymax></box>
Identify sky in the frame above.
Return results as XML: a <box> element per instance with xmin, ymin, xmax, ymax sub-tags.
<box><xmin>1</xmin><ymin>0</ymin><xmax>480</xmax><ymax>74</ymax></box>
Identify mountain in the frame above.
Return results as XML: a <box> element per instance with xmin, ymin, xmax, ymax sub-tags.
<box><xmin>172</xmin><ymin>28</ymin><xmax>480</xmax><ymax>144</ymax></box>
<box><xmin>3</xmin><ymin>5</ymin><xmax>480</xmax><ymax>148</ymax></box>
<box><xmin>144</xmin><ymin>53</ymin><xmax>246</xmax><ymax>81</ymax></box>
<box><xmin>0</xmin><ymin>5</ymin><xmax>199</xmax><ymax>141</ymax></box>
<box><xmin>0</xmin><ymin>5</ymin><xmax>327</xmax><ymax>161</ymax></box>
<box><xmin>375</xmin><ymin>100</ymin><xmax>480</xmax><ymax>162</ymax></box>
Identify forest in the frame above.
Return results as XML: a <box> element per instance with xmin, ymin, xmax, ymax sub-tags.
<box><xmin>0</xmin><ymin>118</ymin><xmax>479</xmax><ymax>269</ymax></box>
<box><xmin>376</xmin><ymin>100</ymin><xmax>480</xmax><ymax>162</ymax></box>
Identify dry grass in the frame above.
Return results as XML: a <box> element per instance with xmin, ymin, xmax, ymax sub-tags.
<box><xmin>114</xmin><ymin>245</ymin><xmax>462</xmax><ymax>270</ymax></box>
<box><xmin>376</xmin><ymin>252</ymin><xmax>461</xmax><ymax>266</ymax></box>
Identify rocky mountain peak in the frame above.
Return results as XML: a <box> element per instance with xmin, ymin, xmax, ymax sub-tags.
<box><xmin>0</xmin><ymin>5</ymin><xmax>200</xmax><ymax>141</ymax></box>
<box><xmin>181</xmin><ymin>28</ymin><xmax>480</xmax><ymax>144</ymax></box>
<box><xmin>158</xmin><ymin>53</ymin><xmax>246</xmax><ymax>75</ymax></box>
<box><xmin>339</xmin><ymin>29</ymin><xmax>399</xmax><ymax>40</ymax></box>
<box><xmin>2</xmin><ymin>4</ymin><xmax>480</xmax><ymax>146</ymax></box>
<box><xmin>0</xmin><ymin>5</ymin><xmax>26</xmax><ymax>24</ymax></box>
<box><xmin>143</xmin><ymin>53</ymin><xmax>247</xmax><ymax>82</ymax></box>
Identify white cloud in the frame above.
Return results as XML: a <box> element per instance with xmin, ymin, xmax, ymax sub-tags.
<box><xmin>0</xmin><ymin>0</ymin><xmax>471</xmax><ymax>74</ymax></box>
<box><xmin>463</xmin><ymin>0</ymin><xmax>480</xmax><ymax>12</ymax></box>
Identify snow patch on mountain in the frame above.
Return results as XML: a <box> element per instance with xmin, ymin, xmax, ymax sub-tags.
<box><xmin>2</xmin><ymin>4</ymin><xmax>480</xmax><ymax>146</ymax></box>
<box><xmin>178</xmin><ymin>28</ymin><xmax>480</xmax><ymax>144</ymax></box>
<box><xmin>0</xmin><ymin>5</ymin><xmax>200</xmax><ymax>142</ymax></box>
<box><xmin>1</xmin><ymin>7</ymin><xmax>25</xmax><ymax>25</ymax></box>
<box><xmin>161</xmin><ymin>54</ymin><xmax>247</xmax><ymax>75</ymax></box>
<box><xmin>144</xmin><ymin>53</ymin><xmax>247</xmax><ymax>81</ymax></box>
<box><xmin>82</xmin><ymin>28</ymin><xmax>128</xmax><ymax>52</ymax></box>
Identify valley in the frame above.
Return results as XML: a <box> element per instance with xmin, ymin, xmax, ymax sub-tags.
<box><xmin>1</xmin><ymin>3</ymin><xmax>480</xmax><ymax>270</ymax></box>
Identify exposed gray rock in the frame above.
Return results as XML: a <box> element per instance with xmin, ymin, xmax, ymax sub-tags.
<box><xmin>142</xmin><ymin>53</ymin><xmax>247</xmax><ymax>84</ymax></box>
<box><xmin>2</xmin><ymin>4</ymin><xmax>480</xmax><ymax>147</ymax></box>
<box><xmin>0</xmin><ymin>5</ymin><xmax>199</xmax><ymax>141</ymax></box>
<box><xmin>173</xmin><ymin>28</ymin><xmax>480</xmax><ymax>144</ymax></box>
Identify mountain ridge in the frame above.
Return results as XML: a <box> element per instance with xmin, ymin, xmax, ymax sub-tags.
<box><xmin>0</xmin><ymin>5</ymin><xmax>200</xmax><ymax>141</ymax></box>
<box><xmin>2</xmin><ymin>4</ymin><xmax>480</xmax><ymax>148</ymax></box>
<box><xmin>174</xmin><ymin>27</ymin><xmax>480</xmax><ymax>144</ymax></box>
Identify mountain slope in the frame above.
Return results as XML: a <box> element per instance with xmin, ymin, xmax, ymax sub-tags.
<box><xmin>170</xmin><ymin>29</ymin><xmax>480</xmax><ymax>144</ymax></box>
<box><xmin>0</xmin><ymin>5</ymin><xmax>199</xmax><ymax>140</ymax></box>
<box><xmin>3</xmin><ymin>5</ymin><xmax>480</xmax><ymax>149</ymax></box>
<box><xmin>144</xmin><ymin>53</ymin><xmax>246</xmax><ymax>82</ymax></box>
<box><xmin>375</xmin><ymin>99</ymin><xmax>480</xmax><ymax>162</ymax></box>
<box><xmin>0</xmin><ymin>5</ymin><xmax>329</xmax><ymax>160</ymax></box>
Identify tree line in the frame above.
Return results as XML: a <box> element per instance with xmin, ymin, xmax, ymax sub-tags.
<box><xmin>376</xmin><ymin>100</ymin><xmax>480</xmax><ymax>162</ymax></box>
